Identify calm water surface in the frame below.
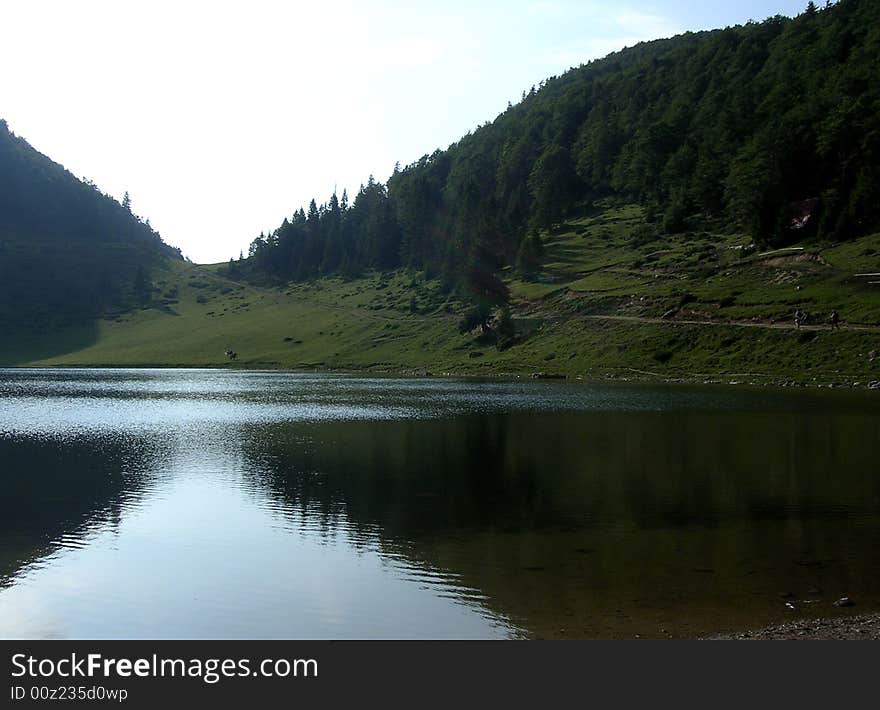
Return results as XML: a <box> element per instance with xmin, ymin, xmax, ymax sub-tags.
<box><xmin>1</xmin><ymin>368</ymin><xmax>878</xmax><ymax>639</ymax></box>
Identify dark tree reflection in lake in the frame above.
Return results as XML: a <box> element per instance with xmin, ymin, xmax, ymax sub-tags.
<box><xmin>0</xmin><ymin>369</ymin><xmax>878</xmax><ymax>639</ymax></box>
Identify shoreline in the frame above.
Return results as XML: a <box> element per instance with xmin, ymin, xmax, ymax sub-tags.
<box><xmin>706</xmin><ymin>613</ymin><xmax>880</xmax><ymax>640</ymax></box>
<box><xmin>2</xmin><ymin>362</ymin><xmax>879</xmax><ymax>392</ymax></box>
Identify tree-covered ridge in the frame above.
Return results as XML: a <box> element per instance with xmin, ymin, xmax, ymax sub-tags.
<box><xmin>0</xmin><ymin>120</ymin><xmax>181</xmax><ymax>327</ymax></box>
<box><xmin>246</xmin><ymin>0</ymin><xmax>880</xmax><ymax>287</ymax></box>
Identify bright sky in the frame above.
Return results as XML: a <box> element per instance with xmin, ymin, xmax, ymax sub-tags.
<box><xmin>1</xmin><ymin>0</ymin><xmax>808</xmax><ymax>263</ymax></box>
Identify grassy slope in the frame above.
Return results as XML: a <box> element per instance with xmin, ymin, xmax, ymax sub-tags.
<box><xmin>13</xmin><ymin>205</ymin><xmax>880</xmax><ymax>386</ymax></box>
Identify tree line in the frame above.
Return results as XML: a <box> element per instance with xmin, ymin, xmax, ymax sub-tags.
<box><xmin>244</xmin><ymin>0</ymin><xmax>878</xmax><ymax>300</ymax></box>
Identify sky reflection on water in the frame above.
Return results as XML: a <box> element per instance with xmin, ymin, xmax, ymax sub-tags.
<box><xmin>1</xmin><ymin>369</ymin><xmax>878</xmax><ymax>639</ymax></box>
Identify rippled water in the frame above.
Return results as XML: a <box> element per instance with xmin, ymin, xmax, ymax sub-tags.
<box><xmin>1</xmin><ymin>368</ymin><xmax>878</xmax><ymax>639</ymax></box>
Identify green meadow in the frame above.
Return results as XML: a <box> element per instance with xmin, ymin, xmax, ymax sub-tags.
<box><xmin>6</xmin><ymin>205</ymin><xmax>880</xmax><ymax>387</ymax></box>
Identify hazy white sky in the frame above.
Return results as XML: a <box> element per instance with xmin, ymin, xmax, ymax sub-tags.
<box><xmin>1</xmin><ymin>0</ymin><xmax>807</xmax><ymax>263</ymax></box>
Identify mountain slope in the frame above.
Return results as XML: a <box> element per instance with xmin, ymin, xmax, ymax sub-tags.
<box><xmin>245</xmin><ymin>0</ymin><xmax>880</xmax><ymax>288</ymax></box>
<box><xmin>17</xmin><ymin>204</ymin><xmax>880</xmax><ymax>388</ymax></box>
<box><xmin>0</xmin><ymin>119</ymin><xmax>180</xmax><ymax>333</ymax></box>
<box><xmin>3</xmin><ymin>1</ymin><xmax>879</xmax><ymax>383</ymax></box>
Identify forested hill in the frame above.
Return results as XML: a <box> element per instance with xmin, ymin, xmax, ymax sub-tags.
<box><xmin>245</xmin><ymin>0</ymin><xmax>879</xmax><ymax>290</ymax></box>
<box><xmin>0</xmin><ymin>120</ymin><xmax>181</xmax><ymax>328</ymax></box>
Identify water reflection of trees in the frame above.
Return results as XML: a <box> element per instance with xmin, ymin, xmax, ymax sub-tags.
<box><xmin>3</xmin><ymin>406</ymin><xmax>879</xmax><ymax>638</ymax></box>
<box><xmin>0</xmin><ymin>435</ymin><xmax>157</xmax><ymax>586</ymax></box>
<box><xmin>240</xmin><ymin>411</ymin><xmax>880</xmax><ymax>637</ymax></box>
<box><xmin>243</xmin><ymin>412</ymin><xmax>880</xmax><ymax>534</ymax></box>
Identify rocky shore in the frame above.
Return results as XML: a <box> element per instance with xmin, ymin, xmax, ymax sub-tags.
<box><xmin>707</xmin><ymin>613</ymin><xmax>880</xmax><ymax>640</ymax></box>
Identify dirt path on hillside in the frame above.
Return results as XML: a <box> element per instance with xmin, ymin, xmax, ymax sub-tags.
<box><xmin>583</xmin><ymin>314</ymin><xmax>880</xmax><ymax>333</ymax></box>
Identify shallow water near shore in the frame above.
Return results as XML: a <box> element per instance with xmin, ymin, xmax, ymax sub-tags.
<box><xmin>0</xmin><ymin>368</ymin><xmax>878</xmax><ymax>639</ymax></box>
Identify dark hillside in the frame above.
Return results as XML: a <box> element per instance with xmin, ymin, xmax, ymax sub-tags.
<box><xmin>0</xmin><ymin>120</ymin><xmax>181</xmax><ymax>330</ymax></box>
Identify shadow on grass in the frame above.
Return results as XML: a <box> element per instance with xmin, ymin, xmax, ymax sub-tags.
<box><xmin>0</xmin><ymin>319</ymin><xmax>100</xmax><ymax>366</ymax></box>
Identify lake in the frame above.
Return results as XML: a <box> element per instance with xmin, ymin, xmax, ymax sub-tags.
<box><xmin>0</xmin><ymin>368</ymin><xmax>878</xmax><ymax>639</ymax></box>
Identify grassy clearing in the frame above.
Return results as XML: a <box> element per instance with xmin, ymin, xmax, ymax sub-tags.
<box><xmin>6</xmin><ymin>205</ymin><xmax>880</xmax><ymax>386</ymax></box>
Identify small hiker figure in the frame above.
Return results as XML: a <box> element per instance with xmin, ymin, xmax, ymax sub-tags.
<box><xmin>830</xmin><ymin>310</ymin><xmax>840</xmax><ymax>331</ymax></box>
<box><xmin>794</xmin><ymin>309</ymin><xmax>806</xmax><ymax>329</ymax></box>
